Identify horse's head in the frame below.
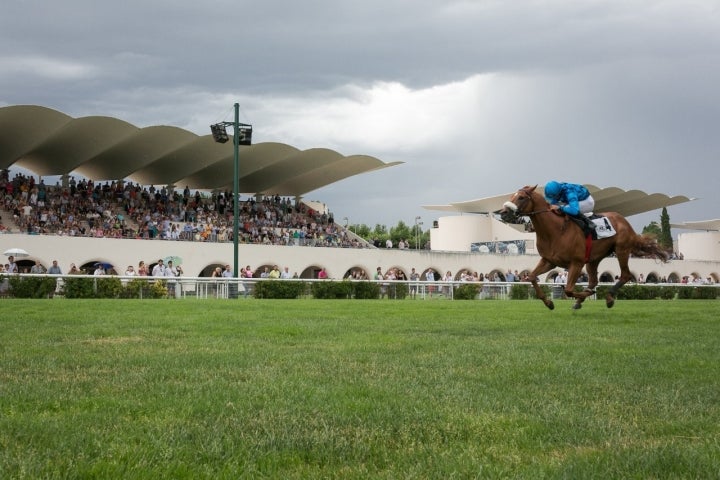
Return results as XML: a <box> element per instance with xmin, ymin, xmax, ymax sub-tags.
<box><xmin>500</xmin><ymin>185</ymin><xmax>541</xmax><ymax>222</ymax></box>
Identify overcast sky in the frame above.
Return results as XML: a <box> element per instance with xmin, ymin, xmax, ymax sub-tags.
<box><xmin>2</xmin><ymin>0</ymin><xmax>718</xmax><ymax>231</ymax></box>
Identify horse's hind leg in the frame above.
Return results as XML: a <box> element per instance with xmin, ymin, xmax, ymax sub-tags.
<box><xmin>606</xmin><ymin>251</ymin><xmax>632</xmax><ymax>308</ymax></box>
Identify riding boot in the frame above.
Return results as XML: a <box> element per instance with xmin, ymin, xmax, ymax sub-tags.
<box><xmin>578</xmin><ymin>214</ymin><xmax>596</xmax><ymax>236</ymax></box>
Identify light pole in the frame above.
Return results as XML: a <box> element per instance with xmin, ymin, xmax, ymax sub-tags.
<box><xmin>414</xmin><ymin>216</ymin><xmax>423</xmax><ymax>250</ymax></box>
<box><xmin>210</xmin><ymin>104</ymin><xmax>252</xmax><ymax>279</ymax></box>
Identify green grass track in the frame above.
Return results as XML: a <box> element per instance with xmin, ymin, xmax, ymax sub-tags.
<box><xmin>1</xmin><ymin>299</ymin><xmax>719</xmax><ymax>479</ymax></box>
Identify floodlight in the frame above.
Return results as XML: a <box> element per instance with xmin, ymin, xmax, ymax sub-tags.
<box><xmin>210</xmin><ymin>123</ymin><xmax>229</xmax><ymax>143</ymax></box>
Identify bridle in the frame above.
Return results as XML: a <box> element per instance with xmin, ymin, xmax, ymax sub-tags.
<box><xmin>508</xmin><ymin>188</ymin><xmax>552</xmax><ymax>217</ymax></box>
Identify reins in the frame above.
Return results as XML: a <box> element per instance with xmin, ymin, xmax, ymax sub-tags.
<box><xmin>525</xmin><ymin>208</ymin><xmax>551</xmax><ymax>216</ymax></box>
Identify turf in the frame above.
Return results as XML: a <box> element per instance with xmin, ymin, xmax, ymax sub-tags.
<box><xmin>1</xmin><ymin>299</ymin><xmax>719</xmax><ymax>479</ymax></box>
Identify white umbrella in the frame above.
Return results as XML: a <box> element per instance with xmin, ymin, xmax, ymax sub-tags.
<box><xmin>3</xmin><ymin>248</ymin><xmax>30</xmax><ymax>258</ymax></box>
<box><xmin>164</xmin><ymin>255</ymin><xmax>183</xmax><ymax>265</ymax></box>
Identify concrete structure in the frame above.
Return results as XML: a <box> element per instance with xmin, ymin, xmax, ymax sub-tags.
<box><xmin>677</xmin><ymin>231</ymin><xmax>720</xmax><ymax>262</ymax></box>
<box><xmin>673</xmin><ymin>220</ymin><xmax>720</xmax><ymax>262</ymax></box>
<box><xmin>2</xmin><ymin>231</ymin><xmax>718</xmax><ymax>284</ymax></box>
<box><xmin>429</xmin><ymin>214</ymin><xmax>529</xmax><ymax>253</ymax></box>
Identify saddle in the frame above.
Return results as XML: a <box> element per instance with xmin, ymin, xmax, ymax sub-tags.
<box><xmin>569</xmin><ymin>214</ymin><xmax>615</xmax><ymax>240</ymax></box>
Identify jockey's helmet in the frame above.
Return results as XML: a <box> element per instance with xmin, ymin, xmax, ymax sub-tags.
<box><xmin>544</xmin><ymin>181</ymin><xmax>561</xmax><ymax>199</ymax></box>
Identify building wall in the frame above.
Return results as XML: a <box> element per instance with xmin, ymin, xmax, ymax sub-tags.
<box><xmin>2</xmin><ymin>232</ymin><xmax>718</xmax><ymax>284</ymax></box>
<box><xmin>430</xmin><ymin>215</ymin><xmax>534</xmax><ymax>253</ymax></box>
<box><xmin>677</xmin><ymin>231</ymin><xmax>720</xmax><ymax>262</ymax></box>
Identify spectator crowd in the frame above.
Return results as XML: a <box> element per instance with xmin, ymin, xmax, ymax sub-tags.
<box><xmin>1</xmin><ymin>169</ymin><xmax>367</xmax><ymax>248</ymax></box>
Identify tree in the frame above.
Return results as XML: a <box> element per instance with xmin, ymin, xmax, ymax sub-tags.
<box><xmin>642</xmin><ymin>221</ymin><xmax>661</xmax><ymax>237</ymax></box>
<box><xmin>351</xmin><ymin>221</ymin><xmax>429</xmax><ymax>249</ymax></box>
<box><xmin>659</xmin><ymin>207</ymin><xmax>673</xmax><ymax>250</ymax></box>
<box><xmin>351</xmin><ymin>224</ymin><xmax>371</xmax><ymax>239</ymax></box>
<box><xmin>389</xmin><ymin>221</ymin><xmax>411</xmax><ymax>246</ymax></box>
<box><xmin>372</xmin><ymin>224</ymin><xmax>388</xmax><ymax>237</ymax></box>
<box><xmin>370</xmin><ymin>224</ymin><xmax>388</xmax><ymax>248</ymax></box>
<box><xmin>410</xmin><ymin>223</ymin><xmax>426</xmax><ymax>249</ymax></box>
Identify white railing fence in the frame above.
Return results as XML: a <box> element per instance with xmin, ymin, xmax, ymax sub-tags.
<box><xmin>1</xmin><ymin>273</ymin><xmax>718</xmax><ymax>300</ymax></box>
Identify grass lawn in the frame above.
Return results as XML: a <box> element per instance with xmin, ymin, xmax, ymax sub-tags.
<box><xmin>1</xmin><ymin>299</ymin><xmax>719</xmax><ymax>479</ymax></box>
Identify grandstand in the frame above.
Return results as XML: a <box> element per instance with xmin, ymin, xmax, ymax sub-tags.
<box><xmin>0</xmin><ymin>173</ymin><xmax>369</xmax><ymax>248</ymax></box>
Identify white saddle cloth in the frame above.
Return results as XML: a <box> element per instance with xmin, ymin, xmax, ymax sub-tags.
<box><xmin>591</xmin><ymin>216</ymin><xmax>616</xmax><ymax>238</ymax></box>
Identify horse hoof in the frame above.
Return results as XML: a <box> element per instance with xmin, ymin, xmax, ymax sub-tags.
<box><xmin>572</xmin><ymin>303</ymin><xmax>582</xmax><ymax>310</ymax></box>
<box><xmin>605</xmin><ymin>295</ymin><xmax>615</xmax><ymax>309</ymax></box>
<box><xmin>546</xmin><ymin>301</ymin><xmax>555</xmax><ymax>310</ymax></box>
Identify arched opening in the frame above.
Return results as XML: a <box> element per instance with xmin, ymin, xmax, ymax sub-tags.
<box><xmin>15</xmin><ymin>258</ymin><xmax>42</xmax><ymax>273</ymax></box>
<box><xmin>455</xmin><ymin>268</ymin><xmax>474</xmax><ymax>281</ymax></box>
<box><xmin>488</xmin><ymin>269</ymin><xmax>505</xmax><ymax>282</ymax></box>
<box><xmin>81</xmin><ymin>261</ymin><xmax>116</xmax><ymax>275</ymax></box>
<box><xmin>688</xmin><ymin>272</ymin><xmax>702</xmax><ymax>283</ymax></box>
<box><xmin>343</xmin><ymin>267</ymin><xmax>370</xmax><ymax>280</ymax></box>
<box><xmin>254</xmin><ymin>265</ymin><xmax>274</xmax><ymax>278</ymax></box>
<box><xmin>599</xmin><ymin>272</ymin><xmax>614</xmax><ymax>283</ymax></box>
<box><xmin>387</xmin><ymin>267</ymin><xmax>407</xmax><ymax>281</ymax></box>
<box><xmin>547</xmin><ymin>270</ymin><xmax>561</xmax><ymax>283</ymax></box>
<box><xmin>200</xmin><ymin>263</ymin><xmax>224</xmax><ymax>277</ymax></box>
<box><xmin>421</xmin><ymin>268</ymin><xmax>440</xmax><ymax>282</ymax></box>
<box><xmin>300</xmin><ymin>265</ymin><xmax>322</xmax><ymax>279</ymax></box>
<box><xmin>420</xmin><ymin>268</ymin><xmax>440</xmax><ymax>297</ymax></box>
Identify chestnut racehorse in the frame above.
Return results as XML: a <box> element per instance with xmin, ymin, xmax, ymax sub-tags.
<box><xmin>501</xmin><ymin>185</ymin><xmax>669</xmax><ymax>310</ymax></box>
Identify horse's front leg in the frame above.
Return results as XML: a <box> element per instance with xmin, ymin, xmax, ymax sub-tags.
<box><xmin>585</xmin><ymin>261</ymin><xmax>600</xmax><ymax>292</ymax></box>
<box><xmin>529</xmin><ymin>259</ymin><xmax>556</xmax><ymax>310</ymax></box>
<box><xmin>564</xmin><ymin>262</ymin><xmax>597</xmax><ymax>310</ymax></box>
<box><xmin>566</xmin><ymin>260</ymin><xmax>601</xmax><ymax>309</ymax></box>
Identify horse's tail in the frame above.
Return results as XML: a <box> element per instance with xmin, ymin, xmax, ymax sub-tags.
<box><xmin>632</xmin><ymin>234</ymin><xmax>670</xmax><ymax>263</ymax></box>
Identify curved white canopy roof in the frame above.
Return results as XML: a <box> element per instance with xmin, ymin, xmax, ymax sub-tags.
<box><xmin>0</xmin><ymin>105</ymin><xmax>403</xmax><ymax>196</ymax></box>
<box><xmin>670</xmin><ymin>220</ymin><xmax>720</xmax><ymax>231</ymax></box>
<box><xmin>423</xmin><ymin>184</ymin><xmax>694</xmax><ymax>218</ymax></box>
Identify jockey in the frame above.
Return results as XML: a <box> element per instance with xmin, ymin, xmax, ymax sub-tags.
<box><xmin>544</xmin><ymin>181</ymin><xmax>596</xmax><ymax>234</ymax></box>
